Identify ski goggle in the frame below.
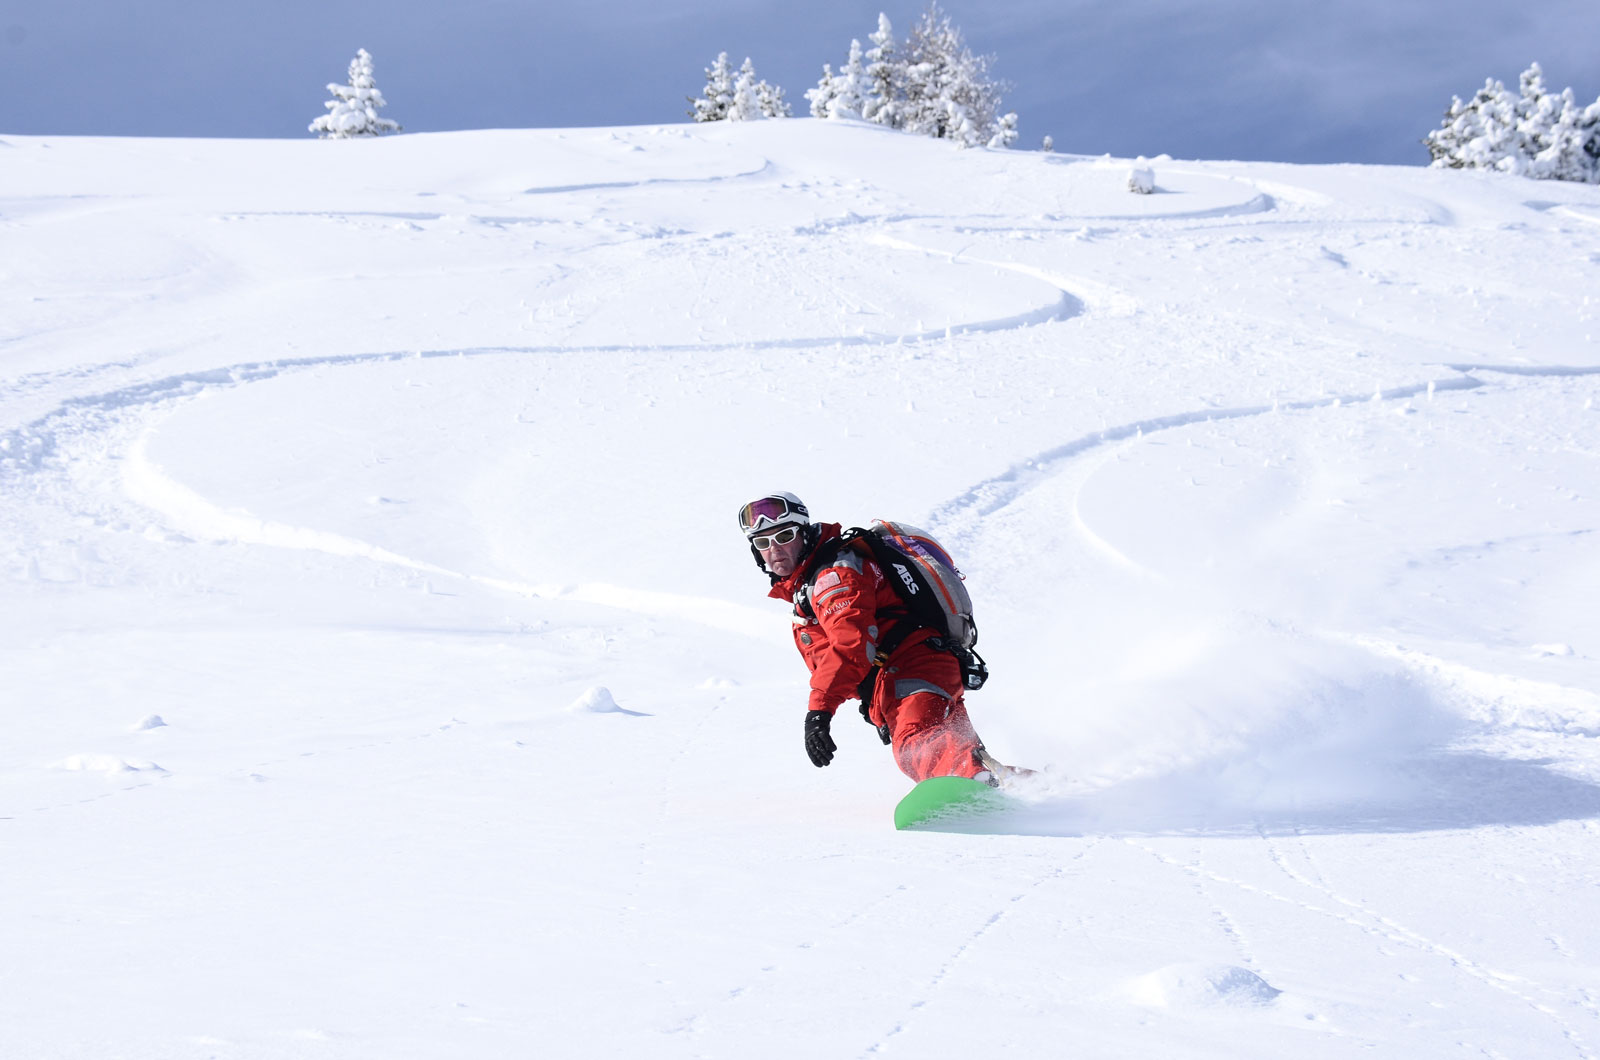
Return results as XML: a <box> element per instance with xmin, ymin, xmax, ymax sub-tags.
<box><xmin>751</xmin><ymin>526</ymin><xmax>802</xmax><ymax>551</ymax></box>
<box><xmin>738</xmin><ymin>495</ymin><xmax>808</xmax><ymax>536</ymax></box>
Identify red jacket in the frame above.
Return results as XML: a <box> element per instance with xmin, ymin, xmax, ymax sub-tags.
<box><xmin>768</xmin><ymin>523</ymin><xmax>939</xmax><ymax>715</ymax></box>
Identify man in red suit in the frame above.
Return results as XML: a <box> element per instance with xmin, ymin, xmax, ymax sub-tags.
<box><xmin>738</xmin><ymin>491</ymin><xmax>997</xmax><ymax>784</ymax></box>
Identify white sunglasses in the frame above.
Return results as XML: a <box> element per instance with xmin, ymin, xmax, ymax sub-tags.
<box><xmin>751</xmin><ymin>526</ymin><xmax>802</xmax><ymax>550</ymax></box>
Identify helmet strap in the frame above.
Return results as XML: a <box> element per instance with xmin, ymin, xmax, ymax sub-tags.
<box><xmin>750</xmin><ymin>539</ymin><xmax>776</xmax><ymax>581</ymax></box>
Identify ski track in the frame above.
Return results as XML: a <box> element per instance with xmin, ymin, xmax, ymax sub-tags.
<box><xmin>614</xmin><ymin>677</ymin><xmax>732</xmax><ymax>1028</ymax></box>
<box><xmin>117</xmin><ymin>430</ymin><xmax>783</xmax><ymax>641</ymax></box>
<box><xmin>5</xmin><ymin>207</ymin><xmax>1597</xmax><ymax>660</ymax></box>
<box><xmin>1548</xmin><ymin>204</ymin><xmax>1600</xmax><ymax>228</ymax></box>
<box><xmin>3</xmin><ymin>224</ymin><xmax>1088</xmax><ymax>637</ymax></box>
<box><xmin>869</xmin><ymin>230</ymin><xmax>1126</xmax><ymax>316</ymax></box>
<box><xmin>694</xmin><ymin>875</ymin><xmax>919</xmax><ymax>1041</ymax></box>
<box><xmin>1445</xmin><ymin>363</ymin><xmax>1600</xmax><ymax>378</ymax></box>
<box><xmin>8</xmin><ymin>180</ymin><xmax>1599</xmax><ymax>729</ymax></box>
<box><xmin>857</xmin><ymin>840</ymin><xmax>1101</xmax><ymax>1057</ymax></box>
<box><xmin>1128</xmin><ymin>837</ymin><xmax>1598</xmax><ymax>1058</ymax></box>
<box><xmin>925</xmin><ymin>375</ymin><xmax>1491</xmax><ymax>554</ymax></box>
<box><xmin>520</xmin><ymin>158</ymin><xmax>776</xmax><ymax>196</ymax></box>
<box><xmin>14</xmin><ymin>773</ymin><xmax>169</xmax><ymax>817</ymax></box>
<box><xmin>31</xmin><ymin>358</ymin><xmax>1527</xmax><ymax>648</ymax></box>
<box><xmin>910</xmin><ymin>190</ymin><xmax>1276</xmax><ymax>228</ymax></box>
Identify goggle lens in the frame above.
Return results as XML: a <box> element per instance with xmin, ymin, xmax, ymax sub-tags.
<box><xmin>752</xmin><ymin>526</ymin><xmax>801</xmax><ymax>550</ymax></box>
<box><xmin>739</xmin><ymin>496</ymin><xmax>796</xmax><ymax>534</ymax></box>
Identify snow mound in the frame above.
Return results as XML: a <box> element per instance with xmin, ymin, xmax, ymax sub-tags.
<box><xmin>566</xmin><ymin>686</ymin><xmax>645</xmax><ymax>716</ymax></box>
<box><xmin>1127</xmin><ymin>963</ymin><xmax>1281</xmax><ymax>1008</ymax></box>
<box><xmin>132</xmin><ymin>714</ymin><xmax>167</xmax><ymax>731</ymax></box>
<box><xmin>56</xmin><ymin>754</ymin><xmax>165</xmax><ymax>775</ymax></box>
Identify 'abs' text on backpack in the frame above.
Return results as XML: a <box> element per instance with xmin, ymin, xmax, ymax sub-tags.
<box><xmin>843</xmin><ymin>520</ymin><xmax>989</xmax><ymax>691</ymax></box>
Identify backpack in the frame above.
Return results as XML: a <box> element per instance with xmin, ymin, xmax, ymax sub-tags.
<box><xmin>837</xmin><ymin>520</ymin><xmax>990</xmax><ymax>692</ymax></box>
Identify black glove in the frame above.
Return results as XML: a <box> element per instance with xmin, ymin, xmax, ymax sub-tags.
<box><xmin>804</xmin><ymin>710</ymin><xmax>837</xmax><ymax>767</ymax></box>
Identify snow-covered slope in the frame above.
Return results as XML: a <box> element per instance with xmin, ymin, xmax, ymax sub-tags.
<box><xmin>3</xmin><ymin>120</ymin><xmax>1600</xmax><ymax>1058</ymax></box>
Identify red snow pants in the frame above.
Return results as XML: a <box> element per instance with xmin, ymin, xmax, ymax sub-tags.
<box><xmin>869</xmin><ymin>648</ymin><xmax>985</xmax><ymax>782</ymax></box>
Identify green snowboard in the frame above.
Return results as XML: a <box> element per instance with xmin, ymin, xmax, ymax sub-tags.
<box><xmin>894</xmin><ymin>775</ymin><xmax>1012</xmax><ymax>830</ymax></box>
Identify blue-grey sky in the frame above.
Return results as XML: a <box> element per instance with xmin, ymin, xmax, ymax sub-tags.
<box><xmin>2</xmin><ymin>0</ymin><xmax>1596</xmax><ymax>163</ymax></box>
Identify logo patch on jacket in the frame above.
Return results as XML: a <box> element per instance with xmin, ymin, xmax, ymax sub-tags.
<box><xmin>814</xmin><ymin>570</ymin><xmax>842</xmax><ymax>592</ymax></box>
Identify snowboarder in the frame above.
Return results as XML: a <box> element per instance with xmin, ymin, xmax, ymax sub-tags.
<box><xmin>738</xmin><ymin>491</ymin><xmax>1002</xmax><ymax>785</ymax></box>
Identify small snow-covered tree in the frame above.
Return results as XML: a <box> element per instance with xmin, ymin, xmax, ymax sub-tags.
<box><xmin>807</xmin><ymin>64</ymin><xmax>839</xmax><ymax>118</ymax></box>
<box><xmin>728</xmin><ymin>58</ymin><xmax>761</xmax><ymax>121</ymax></box>
<box><xmin>1423</xmin><ymin>94</ymin><xmax>1470</xmax><ymax>166</ymax></box>
<box><xmin>1424</xmin><ymin>85</ymin><xmax>1486</xmax><ymax>168</ymax></box>
<box><xmin>1531</xmin><ymin>92</ymin><xmax>1600</xmax><ymax>183</ymax></box>
<box><xmin>1424</xmin><ymin>77</ymin><xmax>1522</xmax><ymax>172</ymax></box>
<box><xmin>832</xmin><ymin>39</ymin><xmax>868</xmax><ymax>120</ymax></box>
<box><xmin>808</xmin><ymin>39</ymin><xmax>867</xmax><ymax>120</ymax></box>
<box><xmin>697</xmin><ymin>55</ymin><xmax>786</xmax><ymax>121</ymax></box>
<box><xmin>862</xmin><ymin>14</ymin><xmax>902</xmax><ymax>129</ymax></box>
<box><xmin>1575</xmin><ymin>100</ymin><xmax>1600</xmax><ymax>182</ymax></box>
<box><xmin>691</xmin><ymin>52</ymin><xmax>736</xmax><ymax>122</ymax></box>
<box><xmin>757</xmin><ymin>75</ymin><xmax>792</xmax><ymax>118</ymax></box>
<box><xmin>309</xmin><ymin>49</ymin><xmax>400</xmax><ymax>139</ymax></box>
<box><xmin>1516</xmin><ymin>63</ymin><xmax>1556</xmax><ymax>158</ymax></box>
<box><xmin>989</xmin><ymin>110</ymin><xmax>1019</xmax><ymax>149</ymax></box>
<box><xmin>1462</xmin><ymin>79</ymin><xmax>1525</xmax><ymax>173</ymax></box>
<box><xmin>898</xmin><ymin>9</ymin><xmax>948</xmax><ymax>138</ymax></box>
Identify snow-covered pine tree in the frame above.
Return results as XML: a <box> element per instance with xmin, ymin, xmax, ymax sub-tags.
<box><xmin>757</xmin><ymin>75</ymin><xmax>792</xmax><ymax>119</ymax></box>
<box><xmin>1516</xmin><ymin>63</ymin><xmax>1557</xmax><ymax>160</ymax></box>
<box><xmin>1423</xmin><ymin>92</ymin><xmax>1478</xmax><ymax>167</ymax></box>
<box><xmin>1425</xmin><ymin>63</ymin><xmax>1600</xmax><ymax>182</ymax></box>
<box><xmin>1516</xmin><ymin>63</ymin><xmax>1600</xmax><ymax>182</ymax></box>
<box><xmin>807</xmin><ymin>65</ymin><xmax>840</xmax><ymax>118</ymax></box>
<box><xmin>899</xmin><ymin>8</ymin><xmax>950</xmax><ymax>139</ymax></box>
<box><xmin>808</xmin><ymin>39</ymin><xmax>867</xmax><ymax>120</ymax></box>
<box><xmin>698</xmin><ymin>55</ymin><xmax>786</xmax><ymax>121</ymax></box>
<box><xmin>309</xmin><ymin>49</ymin><xmax>400</xmax><ymax>139</ymax></box>
<box><xmin>831</xmin><ymin>39</ymin><xmax>868</xmax><ymax>120</ymax></box>
<box><xmin>899</xmin><ymin>3</ymin><xmax>1011</xmax><ymax>148</ymax></box>
<box><xmin>728</xmin><ymin>58</ymin><xmax>761</xmax><ymax>121</ymax></box>
<box><xmin>691</xmin><ymin>52</ymin><xmax>736</xmax><ymax>122</ymax></box>
<box><xmin>989</xmin><ymin>110</ymin><xmax>1019</xmax><ymax>149</ymax></box>
<box><xmin>1461</xmin><ymin>80</ymin><xmax>1525</xmax><ymax>173</ymax></box>
<box><xmin>1424</xmin><ymin>78</ymin><xmax>1521</xmax><ymax>172</ymax></box>
<box><xmin>1577</xmin><ymin>99</ymin><xmax>1600</xmax><ymax>182</ymax></box>
<box><xmin>1531</xmin><ymin>91</ymin><xmax>1600</xmax><ymax>183</ymax></box>
<box><xmin>1579</xmin><ymin>100</ymin><xmax>1600</xmax><ymax>183</ymax></box>
<box><xmin>862</xmin><ymin>14</ymin><xmax>902</xmax><ymax>129</ymax></box>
